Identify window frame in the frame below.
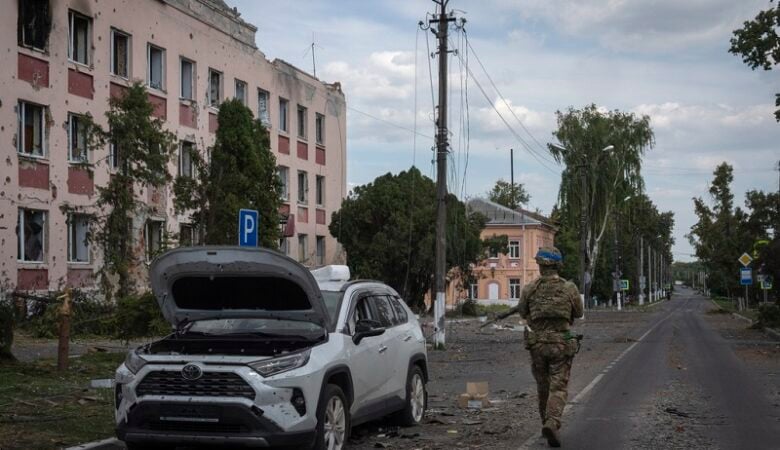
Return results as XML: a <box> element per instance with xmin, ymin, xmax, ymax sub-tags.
<box><xmin>279</xmin><ymin>237</ymin><xmax>289</xmax><ymax>255</ymax></box>
<box><xmin>278</xmin><ymin>166</ymin><xmax>290</xmax><ymax>201</ymax></box>
<box><xmin>315</xmin><ymin>175</ymin><xmax>325</xmax><ymax>207</ymax></box>
<box><xmin>179</xmin><ymin>223</ymin><xmax>195</xmax><ymax>247</ymax></box>
<box><xmin>68</xmin><ymin>113</ymin><xmax>89</xmax><ymax>163</ymax></box>
<box><xmin>208</xmin><ymin>68</ymin><xmax>223</xmax><ymax>107</ymax></box>
<box><xmin>297</xmin><ymin>170</ymin><xmax>309</xmax><ymax>204</ymax></box>
<box><xmin>110</xmin><ymin>28</ymin><xmax>131</xmax><ymax>78</ymax></box>
<box><xmin>369</xmin><ymin>295</ymin><xmax>397</xmax><ymax>328</ymax></box>
<box><xmin>469</xmin><ymin>283</ymin><xmax>479</xmax><ymax>300</ymax></box>
<box><xmin>316</xmin><ymin>236</ymin><xmax>325</xmax><ymax>266</ymax></box>
<box><xmin>68</xmin><ymin>10</ymin><xmax>91</xmax><ymax>66</ymax></box>
<box><xmin>297</xmin><ymin>105</ymin><xmax>308</xmax><ymax>139</ymax></box>
<box><xmin>180</xmin><ymin>57</ymin><xmax>195</xmax><ymax>100</ymax></box>
<box><xmin>315</xmin><ymin>113</ymin><xmax>325</xmax><ymax>145</ymax></box>
<box><xmin>508</xmin><ymin>239</ymin><xmax>521</xmax><ymax>259</ymax></box>
<box><xmin>67</xmin><ymin>213</ymin><xmax>90</xmax><ymax>264</ymax></box>
<box><xmin>257</xmin><ymin>89</ymin><xmax>270</xmax><ymax>126</ymax></box>
<box><xmin>234</xmin><ymin>79</ymin><xmax>247</xmax><ymax>106</ymax></box>
<box><xmin>18</xmin><ymin>100</ymin><xmax>47</xmax><ymax>158</ymax></box>
<box><xmin>146</xmin><ymin>43</ymin><xmax>166</xmax><ymax>91</ymax></box>
<box><xmin>509</xmin><ymin>278</ymin><xmax>522</xmax><ymax>300</ymax></box>
<box><xmin>144</xmin><ymin>219</ymin><xmax>165</xmax><ymax>262</ymax></box>
<box><xmin>298</xmin><ymin>233</ymin><xmax>308</xmax><ymax>263</ymax></box>
<box><xmin>17</xmin><ymin>208</ymin><xmax>47</xmax><ymax>263</ymax></box>
<box><xmin>279</xmin><ymin>98</ymin><xmax>289</xmax><ymax>133</ymax></box>
<box><xmin>19</xmin><ymin>0</ymin><xmax>51</xmax><ymax>51</ymax></box>
<box><xmin>179</xmin><ymin>141</ymin><xmax>195</xmax><ymax>178</ymax></box>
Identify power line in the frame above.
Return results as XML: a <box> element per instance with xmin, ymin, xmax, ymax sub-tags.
<box><xmin>347</xmin><ymin>106</ymin><xmax>434</xmax><ymax>140</ymax></box>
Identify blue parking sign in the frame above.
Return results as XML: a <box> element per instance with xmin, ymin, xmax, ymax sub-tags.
<box><xmin>238</xmin><ymin>209</ymin><xmax>259</xmax><ymax>247</ymax></box>
<box><xmin>740</xmin><ymin>267</ymin><xmax>752</xmax><ymax>286</ymax></box>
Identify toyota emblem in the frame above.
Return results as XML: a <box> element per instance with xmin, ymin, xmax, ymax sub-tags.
<box><xmin>181</xmin><ymin>363</ymin><xmax>203</xmax><ymax>381</ymax></box>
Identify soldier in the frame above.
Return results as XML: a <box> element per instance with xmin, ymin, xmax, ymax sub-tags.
<box><xmin>519</xmin><ymin>246</ymin><xmax>583</xmax><ymax>447</ymax></box>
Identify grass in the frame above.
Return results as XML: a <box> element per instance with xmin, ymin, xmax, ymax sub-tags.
<box><xmin>0</xmin><ymin>352</ymin><xmax>124</xmax><ymax>450</ymax></box>
<box><xmin>711</xmin><ymin>297</ymin><xmax>760</xmax><ymax>322</ymax></box>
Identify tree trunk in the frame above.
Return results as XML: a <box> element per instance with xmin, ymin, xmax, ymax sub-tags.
<box><xmin>0</xmin><ymin>305</ymin><xmax>15</xmax><ymax>362</ymax></box>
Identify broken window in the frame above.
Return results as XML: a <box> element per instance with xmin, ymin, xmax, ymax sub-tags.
<box><xmin>208</xmin><ymin>69</ymin><xmax>222</xmax><ymax>107</ymax></box>
<box><xmin>298</xmin><ymin>234</ymin><xmax>308</xmax><ymax>263</ymax></box>
<box><xmin>235</xmin><ymin>79</ymin><xmax>247</xmax><ymax>105</ymax></box>
<box><xmin>297</xmin><ymin>105</ymin><xmax>308</xmax><ymax>139</ymax></box>
<box><xmin>180</xmin><ymin>58</ymin><xmax>194</xmax><ymax>100</ymax></box>
<box><xmin>18</xmin><ymin>101</ymin><xmax>46</xmax><ymax>157</ymax></box>
<box><xmin>17</xmin><ymin>208</ymin><xmax>46</xmax><ymax>262</ymax></box>
<box><xmin>111</xmin><ymin>29</ymin><xmax>130</xmax><ymax>78</ymax></box>
<box><xmin>279</xmin><ymin>98</ymin><xmax>289</xmax><ymax>132</ymax></box>
<box><xmin>179</xmin><ymin>141</ymin><xmax>195</xmax><ymax>178</ymax></box>
<box><xmin>316</xmin><ymin>175</ymin><xmax>325</xmax><ymax>206</ymax></box>
<box><xmin>179</xmin><ymin>224</ymin><xmax>195</xmax><ymax>247</ymax></box>
<box><xmin>258</xmin><ymin>89</ymin><xmax>270</xmax><ymax>126</ymax></box>
<box><xmin>68</xmin><ymin>10</ymin><xmax>91</xmax><ymax>65</ymax></box>
<box><xmin>316</xmin><ymin>236</ymin><xmax>325</xmax><ymax>266</ymax></box>
<box><xmin>67</xmin><ymin>214</ymin><xmax>90</xmax><ymax>263</ymax></box>
<box><xmin>278</xmin><ymin>166</ymin><xmax>289</xmax><ymax>200</ymax></box>
<box><xmin>68</xmin><ymin>113</ymin><xmax>88</xmax><ymax>163</ymax></box>
<box><xmin>316</xmin><ymin>113</ymin><xmax>325</xmax><ymax>145</ymax></box>
<box><xmin>18</xmin><ymin>0</ymin><xmax>51</xmax><ymax>51</ymax></box>
<box><xmin>147</xmin><ymin>44</ymin><xmax>165</xmax><ymax>90</ymax></box>
<box><xmin>297</xmin><ymin>170</ymin><xmax>308</xmax><ymax>204</ymax></box>
<box><xmin>145</xmin><ymin>220</ymin><xmax>165</xmax><ymax>260</ymax></box>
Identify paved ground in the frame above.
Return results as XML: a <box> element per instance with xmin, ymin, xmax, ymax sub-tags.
<box><xmin>61</xmin><ymin>287</ymin><xmax>780</xmax><ymax>450</ymax></box>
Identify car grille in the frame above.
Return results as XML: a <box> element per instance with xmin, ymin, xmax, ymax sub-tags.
<box><xmin>148</xmin><ymin>420</ymin><xmax>247</xmax><ymax>434</ymax></box>
<box><xmin>137</xmin><ymin>371</ymin><xmax>255</xmax><ymax>399</ymax></box>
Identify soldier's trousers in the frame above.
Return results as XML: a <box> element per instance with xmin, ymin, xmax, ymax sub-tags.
<box><xmin>529</xmin><ymin>341</ymin><xmax>576</xmax><ymax>429</ymax></box>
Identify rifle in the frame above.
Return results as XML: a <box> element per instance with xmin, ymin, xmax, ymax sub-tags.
<box><xmin>479</xmin><ymin>305</ymin><xmax>521</xmax><ymax>329</ymax></box>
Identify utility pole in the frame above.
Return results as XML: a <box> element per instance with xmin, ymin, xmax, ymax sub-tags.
<box><xmin>613</xmin><ymin>202</ymin><xmax>621</xmax><ymax>310</ymax></box>
<box><xmin>428</xmin><ymin>0</ymin><xmax>455</xmax><ymax>348</ymax></box>
<box><xmin>579</xmin><ymin>162</ymin><xmax>589</xmax><ymax>307</ymax></box>
<box><xmin>648</xmin><ymin>244</ymin><xmax>653</xmax><ymax>302</ymax></box>
<box><xmin>639</xmin><ymin>236</ymin><xmax>644</xmax><ymax>305</ymax></box>
<box><xmin>510</xmin><ymin>148</ymin><xmax>515</xmax><ymax>209</ymax></box>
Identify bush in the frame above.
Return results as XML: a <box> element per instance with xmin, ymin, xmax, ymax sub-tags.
<box><xmin>110</xmin><ymin>292</ymin><xmax>171</xmax><ymax>341</ymax></box>
<box><xmin>460</xmin><ymin>299</ymin><xmax>480</xmax><ymax>316</ymax></box>
<box><xmin>757</xmin><ymin>303</ymin><xmax>780</xmax><ymax>329</ymax></box>
<box><xmin>0</xmin><ymin>297</ymin><xmax>15</xmax><ymax>361</ymax></box>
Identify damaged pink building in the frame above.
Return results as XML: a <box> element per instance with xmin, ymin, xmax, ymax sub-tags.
<box><xmin>2</xmin><ymin>0</ymin><xmax>347</xmax><ymax>292</ymax></box>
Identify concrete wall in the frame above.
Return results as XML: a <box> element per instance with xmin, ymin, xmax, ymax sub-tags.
<box><xmin>1</xmin><ymin>0</ymin><xmax>347</xmax><ymax>292</ymax></box>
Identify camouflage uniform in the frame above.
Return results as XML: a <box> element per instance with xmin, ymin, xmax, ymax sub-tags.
<box><xmin>519</xmin><ymin>247</ymin><xmax>583</xmax><ymax>446</ymax></box>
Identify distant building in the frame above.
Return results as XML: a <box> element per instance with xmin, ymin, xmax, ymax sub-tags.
<box><xmin>3</xmin><ymin>0</ymin><xmax>347</xmax><ymax>292</ymax></box>
<box><xmin>443</xmin><ymin>198</ymin><xmax>557</xmax><ymax>309</ymax></box>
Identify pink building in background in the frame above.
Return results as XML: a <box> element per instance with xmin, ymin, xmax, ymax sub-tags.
<box><xmin>2</xmin><ymin>0</ymin><xmax>347</xmax><ymax>292</ymax></box>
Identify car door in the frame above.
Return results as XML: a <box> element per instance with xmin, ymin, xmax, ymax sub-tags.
<box><xmin>346</xmin><ymin>294</ymin><xmax>392</xmax><ymax>410</ymax></box>
<box><xmin>386</xmin><ymin>295</ymin><xmax>416</xmax><ymax>400</ymax></box>
<box><xmin>367</xmin><ymin>294</ymin><xmax>404</xmax><ymax>400</ymax></box>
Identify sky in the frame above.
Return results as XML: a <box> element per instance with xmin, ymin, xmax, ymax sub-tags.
<box><xmin>229</xmin><ymin>0</ymin><xmax>780</xmax><ymax>262</ymax></box>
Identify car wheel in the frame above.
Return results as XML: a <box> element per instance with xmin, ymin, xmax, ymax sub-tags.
<box><xmin>313</xmin><ymin>384</ymin><xmax>349</xmax><ymax>450</ymax></box>
<box><xmin>396</xmin><ymin>365</ymin><xmax>427</xmax><ymax>426</ymax></box>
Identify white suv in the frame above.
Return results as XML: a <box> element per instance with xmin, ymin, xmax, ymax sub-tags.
<box><xmin>114</xmin><ymin>247</ymin><xmax>428</xmax><ymax>449</ymax></box>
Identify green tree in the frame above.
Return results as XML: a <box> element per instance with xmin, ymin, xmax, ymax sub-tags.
<box><xmin>175</xmin><ymin>99</ymin><xmax>282</xmax><ymax>248</ymax></box>
<box><xmin>330</xmin><ymin>167</ymin><xmax>487</xmax><ymax>309</ymax></box>
<box><xmin>94</xmin><ymin>82</ymin><xmax>175</xmax><ymax>299</ymax></box>
<box><xmin>730</xmin><ymin>1</ymin><xmax>780</xmax><ymax>121</ymax></box>
<box><xmin>548</xmin><ymin>104</ymin><xmax>654</xmax><ymax>304</ymax></box>
<box><xmin>487</xmin><ymin>179</ymin><xmax>529</xmax><ymax>209</ymax></box>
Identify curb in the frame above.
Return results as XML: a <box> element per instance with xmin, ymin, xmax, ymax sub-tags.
<box><xmin>64</xmin><ymin>437</ymin><xmax>121</xmax><ymax>450</ymax></box>
<box><xmin>709</xmin><ymin>298</ymin><xmax>780</xmax><ymax>341</ymax></box>
<box><xmin>764</xmin><ymin>327</ymin><xmax>780</xmax><ymax>340</ymax></box>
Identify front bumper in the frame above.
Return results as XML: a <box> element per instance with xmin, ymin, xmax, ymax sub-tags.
<box><xmin>116</xmin><ymin>401</ymin><xmax>315</xmax><ymax>448</ymax></box>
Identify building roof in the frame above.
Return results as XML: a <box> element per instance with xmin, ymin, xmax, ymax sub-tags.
<box><xmin>467</xmin><ymin>198</ymin><xmax>556</xmax><ymax>228</ymax></box>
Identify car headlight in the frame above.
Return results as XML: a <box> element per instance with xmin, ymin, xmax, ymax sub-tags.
<box><xmin>124</xmin><ymin>351</ymin><xmax>147</xmax><ymax>374</ymax></box>
<box><xmin>249</xmin><ymin>349</ymin><xmax>311</xmax><ymax>377</ymax></box>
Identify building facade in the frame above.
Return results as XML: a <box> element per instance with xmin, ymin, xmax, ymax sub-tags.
<box><xmin>3</xmin><ymin>0</ymin><xmax>347</xmax><ymax>292</ymax></box>
<box><xmin>444</xmin><ymin>198</ymin><xmax>557</xmax><ymax>309</ymax></box>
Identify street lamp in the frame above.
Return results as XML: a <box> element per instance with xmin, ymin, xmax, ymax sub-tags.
<box><xmin>549</xmin><ymin>143</ymin><xmax>614</xmax><ymax>308</ymax></box>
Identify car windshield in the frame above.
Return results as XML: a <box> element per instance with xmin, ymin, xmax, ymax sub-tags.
<box><xmin>187</xmin><ymin>318</ymin><xmax>325</xmax><ymax>338</ymax></box>
<box><xmin>321</xmin><ymin>290</ymin><xmax>343</xmax><ymax>322</ymax></box>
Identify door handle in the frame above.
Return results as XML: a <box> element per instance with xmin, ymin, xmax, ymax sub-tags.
<box><xmin>378</xmin><ymin>346</ymin><xmax>388</xmax><ymax>354</ymax></box>
<box><xmin>403</xmin><ymin>335</ymin><xmax>413</xmax><ymax>342</ymax></box>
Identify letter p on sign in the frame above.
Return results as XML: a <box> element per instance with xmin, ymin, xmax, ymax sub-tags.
<box><xmin>238</xmin><ymin>209</ymin><xmax>259</xmax><ymax>247</ymax></box>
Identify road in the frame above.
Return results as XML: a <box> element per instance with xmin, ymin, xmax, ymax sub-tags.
<box><xmin>522</xmin><ymin>287</ymin><xmax>780</xmax><ymax>449</ymax></box>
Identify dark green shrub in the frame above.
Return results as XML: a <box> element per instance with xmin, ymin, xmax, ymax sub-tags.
<box><xmin>460</xmin><ymin>299</ymin><xmax>479</xmax><ymax>316</ymax></box>
<box><xmin>110</xmin><ymin>292</ymin><xmax>170</xmax><ymax>341</ymax></box>
<box><xmin>0</xmin><ymin>298</ymin><xmax>15</xmax><ymax>361</ymax></box>
<box><xmin>757</xmin><ymin>303</ymin><xmax>780</xmax><ymax>329</ymax></box>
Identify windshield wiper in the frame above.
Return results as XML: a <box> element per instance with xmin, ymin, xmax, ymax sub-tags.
<box><xmin>208</xmin><ymin>331</ymin><xmax>325</xmax><ymax>341</ymax></box>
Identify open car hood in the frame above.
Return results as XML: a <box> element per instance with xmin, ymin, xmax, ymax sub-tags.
<box><xmin>149</xmin><ymin>247</ymin><xmax>329</xmax><ymax>328</ymax></box>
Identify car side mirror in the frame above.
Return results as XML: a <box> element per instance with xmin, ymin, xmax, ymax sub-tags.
<box><xmin>353</xmin><ymin>319</ymin><xmax>385</xmax><ymax>345</ymax></box>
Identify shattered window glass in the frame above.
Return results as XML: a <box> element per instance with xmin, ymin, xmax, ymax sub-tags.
<box><xmin>17</xmin><ymin>209</ymin><xmax>46</xmax><ymax>262</ymax></box>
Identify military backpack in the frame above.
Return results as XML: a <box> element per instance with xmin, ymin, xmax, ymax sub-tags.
<box><xmin>528</xmin><ymin>276</ymin><xmax>572</xmax><ymax>322</ymax></box>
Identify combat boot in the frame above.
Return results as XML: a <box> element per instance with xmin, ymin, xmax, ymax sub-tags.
<box><xmin>542</xmin><ymin>420</ymin><xmax>561</xmax><ymax>447</ymax></box>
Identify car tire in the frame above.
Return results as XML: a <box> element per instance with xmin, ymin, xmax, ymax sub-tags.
<box><xmin>313</xmin><ymin>384</ymin><xmax>349</xmax><ymax>450</ymax></box>
<box><xmin>395</xmin><ymin>365</ymin><xmax>427</xmax><ymax>426</ymax></box>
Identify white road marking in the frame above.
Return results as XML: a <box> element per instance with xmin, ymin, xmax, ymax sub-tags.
<box><xmin>518</xmin><ymin>311</ymin><xmax>671</xmax><ymax>449</ymax></box>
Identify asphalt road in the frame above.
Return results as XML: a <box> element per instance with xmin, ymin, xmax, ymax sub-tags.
<box><xmin>522</xmin><ymin>287</ymin><xmax>780</xmax><ymax>450</ymax></box>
